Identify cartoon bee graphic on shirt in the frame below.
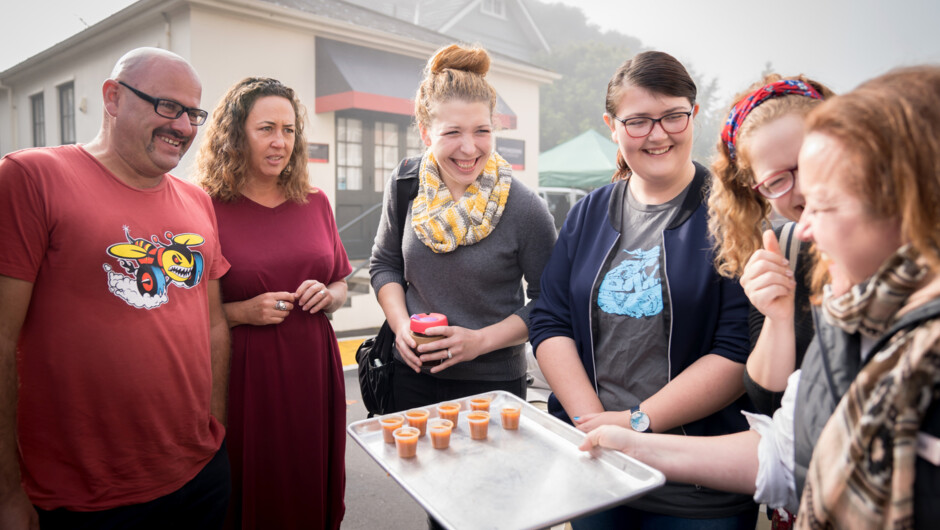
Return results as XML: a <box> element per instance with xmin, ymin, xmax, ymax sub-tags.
<box><xmin>105</xmin><ymin>226</ymin><xmax>205</xmax><ymax>303</ymax></box>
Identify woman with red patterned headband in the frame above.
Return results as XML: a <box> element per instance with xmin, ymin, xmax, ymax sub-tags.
<box><xmin>708</xmin><ymin>75</ymin><xmax>834</xmax><ymax>418</ymax></box>
<box><xmin>708</xmin><ymin>74</ymin><xmax>835</xmax><ymax>529</ymax></box>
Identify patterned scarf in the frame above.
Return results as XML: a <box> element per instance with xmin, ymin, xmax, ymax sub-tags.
<box><xmin>411</xmin><ymin>150</ymin><xmax>511</xmax><ymax>254</ymax></box>
<box><xmin>797</xmin><ymin>246</ymin><xmax>940</xmax><ymax>529</ymax></box>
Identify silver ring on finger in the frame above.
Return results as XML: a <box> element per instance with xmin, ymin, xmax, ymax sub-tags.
<box><xmin>447</xmin><ymin>348</ymin><xmax>453</xmax><ymax>359</ymax></box>
<box><xmin>275</xmin><ymin>300</ymin><xmax>287</xmax><ymax>311</ymax></box>
<box><xmin>320</xmin><ymin>289</ymin><xmax>327</xmax><ymax>296</ymax></box>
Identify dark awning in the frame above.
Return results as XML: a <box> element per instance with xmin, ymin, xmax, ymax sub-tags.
<box><xmin>315</xmin><ymin>38</ymin><xmax>517</xmax><ymax>129</ymax></box>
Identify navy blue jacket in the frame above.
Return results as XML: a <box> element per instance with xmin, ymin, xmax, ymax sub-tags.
<box><xmin>529</xmin><ymin>163</ymin><xmax>752</xmax><ymax>437</ymax></box>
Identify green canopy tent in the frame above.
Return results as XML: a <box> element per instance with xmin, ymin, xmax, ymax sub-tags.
<box><xmin>538</xmin><ymin>129</ymin><xmax>619</xmax><ymax>189</ymax></box>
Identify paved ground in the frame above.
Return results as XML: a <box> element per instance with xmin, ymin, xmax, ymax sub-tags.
<box><xmin>342</xmin><ymin>368</ymin><xmax>428</xmax><ymax>530</ymax></box>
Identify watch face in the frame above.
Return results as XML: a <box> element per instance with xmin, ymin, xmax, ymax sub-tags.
<box><xmin>631</xmin><ymin>411</ymin><xmax>650</xmax><ymax>432</ymax></box>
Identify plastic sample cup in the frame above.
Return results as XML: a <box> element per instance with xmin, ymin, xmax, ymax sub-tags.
<box><xmin>437</xmin><ymin>402</ymin><xmax>461</xmax><ymax>425</ymax></box>
<box><xmin>379</xmin><ymin>414</ymin><xmax>405</xmax><ymax>444</ymax></box>
<box><xmin>428</xmin><ymin>419</ymin><xmax>454</xmax><ymax>449</ymax></box>
<box><xmin>469</xmin><ymin>397</ymin><xmax>491</xmax><ymax>412</ymax></box>
<box><xmin>467</xmin><ymin>411</ymin><xmax>490</xmax><ymax>440</ymax></box>
<box><xmin>393</xmin><ymin>426</ymin><xmax>420</xmax><ymax>458</ymax></box>
<box><xmin>500</xmin><ymin>405</ymin><xmax>521</xmax><ymax>430</ymax></box>
<box><xmin>405</xmin><ymin>408</ymin><xmax>430</xmax><ymax>437</ymax></box>
<box><xmin>410</xmin><ymin>313</ymin><xmax>448</xmax><ymax>347</ymax></box>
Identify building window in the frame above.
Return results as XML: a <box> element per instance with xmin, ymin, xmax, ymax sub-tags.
<box><xmin>373</xmin><ymin>123</ymin><xmax>424</xmax><ymax>192</ymax></box>
<box><xmin>58</xmin><ymin>82</ymin><xmax>76</xmax><ymax>145</ymax></box>
<box><xmin>374</xmin><ymin>121</ymin><xmax>399</xmax><ymax>192</ymax></box>
<box><xmin>406</xmin><ymin>127</ymin><xmax>423</xmax><ymax>159</ymax></box>
<box><xmin>336</xmin><ymin>117</ymin><xmax>363</xmax><ymax>190</ymax></box>
<box><xmin>481</xmin><ymin>0</ymin><xmax>506</xmax><ymax>18</ymax></box>
<box><xmin>31</xmin><ymin>93</ymin><xmax>45</xmax><ymax>147</ymax></box>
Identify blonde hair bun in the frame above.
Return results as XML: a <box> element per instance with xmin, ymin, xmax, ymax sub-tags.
<box><xmin>428</xmin><ymin>44</ymin><xmax>490</xmax><ymax>77</ymax></box>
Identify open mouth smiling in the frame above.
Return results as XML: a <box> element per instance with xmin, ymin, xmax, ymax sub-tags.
<box><xmin>644</xmin><ymin>146</ymin><xmax>671</xmax><ymax>156</ymax></box>
<box><xmin>452</xmin><ymin>157</ymin><xmax>479</xmax><ymax>171</ymax></box>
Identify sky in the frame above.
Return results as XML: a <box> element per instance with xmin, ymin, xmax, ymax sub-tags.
<box><xmin>0</xmin><ymin>0</ymin><xmax>136</xmax><ymax>71</ymax></box>
<box><xmin>552</xmin><ymin>0</ymin><xmax>940</xmax><ymax>102</ymax></box>
<box><xmin>2</xmin><ymin>0</ymin><xmax>939</xmax><ymax>104</ymax></box>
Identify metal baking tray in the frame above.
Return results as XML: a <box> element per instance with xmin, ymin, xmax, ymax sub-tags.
<box><xmin>347</xmin><ymin>390</ymin><xmax>665</xmax><ymax>529</ymax></box>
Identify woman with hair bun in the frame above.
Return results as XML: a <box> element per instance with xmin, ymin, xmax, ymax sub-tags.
<box><xmin>198</xmin><ymin>77</ymin><xmax>350</xmax><ymax>529</ymax></box>
<box><xmin>707</xmin><ymin>74</ymin><xmax>835</xmax><ymax>417</ymax></box>
<box><xmin>369</xmin><ymin>44</ymin><xmax>556</xmax><ymax>411</ymax></box>
<box><xmin>529</xmin><ymin>50</ymin><xmax>757</xmax><ymax>527</ymax></box>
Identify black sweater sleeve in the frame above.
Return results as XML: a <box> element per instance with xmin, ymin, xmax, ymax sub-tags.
<box><xmin>743</xmin><ymin>229</ymin><xmax>816</xmax><ymax>416</ymax></box>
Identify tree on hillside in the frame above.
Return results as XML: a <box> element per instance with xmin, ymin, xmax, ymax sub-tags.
<box><xmin>525</xmin><ymin>0</ymin><xmax>721</xmax><ymax>163</ymax></box>
<box><xmin>689</xmin><ymin>67</ymin><xmax>723</xmax><ymax>165</ymax></box>
<box><xmin>534</xmin><ymin>40</ymin><xmax>634</xmax><ymax>151</ymax></box>
<box><xmin>523</xmin><ymin>0</ymin><xmax>641</xmax><ymax>50</ymax></box>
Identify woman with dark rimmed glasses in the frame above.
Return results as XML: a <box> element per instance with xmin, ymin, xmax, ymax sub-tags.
<box><xmin>529</xmin><ymin>50</ymin><xmax>758</xmax><ymax>528</ymax></box>
<box><xmin>706</xmin><ymin>73</ymin><xmax>834</xmax><ymax>527</ymax></box>
<box><xmin>707</xmin><ymin>75</ymin><xmax>834</xmax><ymax>417</ymax></box>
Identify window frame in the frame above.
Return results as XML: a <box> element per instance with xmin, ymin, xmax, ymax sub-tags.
<box><xmin>57</xmin><ymin>82</ymin><xmax>76</xmax><ymax>145</ymax></box>
<box><xmin>481</xmin><ymin>0</ymin><xmax>507</xmax><ymax>18</ymax></box>
<box><xmin>30</xmin><ymin>92</ymin><xmax>45</xmax><ymax>147</ymax></box>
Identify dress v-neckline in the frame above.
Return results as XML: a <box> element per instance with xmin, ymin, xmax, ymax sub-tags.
<box><xmin>240</xmin><ymin>194</ymin><xmax>290</xmax><ymax>212</ymax></box>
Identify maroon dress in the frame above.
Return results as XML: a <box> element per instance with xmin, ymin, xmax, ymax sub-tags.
<box><xmin>213</xmin><ymin>191</ymin><xmax>351</xmax><ymax>530</ymax></box>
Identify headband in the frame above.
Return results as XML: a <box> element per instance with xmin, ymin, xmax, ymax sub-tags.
<box><xmin>720</xmin><ymin>80</ymin><xmax>824</xmax><ymax>161</ymax></box>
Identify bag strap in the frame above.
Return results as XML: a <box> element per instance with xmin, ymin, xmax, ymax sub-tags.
<box><xmin>779</xmin><ymin>221</ymin><xmax>800</xmax><ymax>272</ymax></box>
<box><xmin>393</xmin><ymin>160</ymin><xmax>419</xmax><ymax>293</ymax></box>
<box><xmin>395</xmin><ymin>175</ymin><xmax>418</xmax><ymax>247</ymax></box>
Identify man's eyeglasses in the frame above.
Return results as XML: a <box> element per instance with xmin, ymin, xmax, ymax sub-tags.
<box><xmin>753</xmin><ymin>167</ymin><xmax>797</xmax><ymax>199</ymax></box>
<box><xmin>611</xmin><ymin>109</ymin><xmax>693</xmax><ymax>138</ymax></box>
<box><xmin>117</xmin><ymin>81</ymin><xmax>208</xmax><ymax>126</ymax></box>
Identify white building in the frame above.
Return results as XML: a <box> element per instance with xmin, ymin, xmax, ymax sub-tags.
<box><xmin>0</xmin><ymin>0</ymin><xmax>557</xmax><ymax>334</ymax></box>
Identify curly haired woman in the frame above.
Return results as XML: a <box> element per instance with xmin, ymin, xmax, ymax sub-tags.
<box><xmin>707</xmin><ymin>74</ymin><xmax>834</xmax><ymax>415</ymax></box>
<box><xmin>198</xmin><ymin>77</ymin><xmax>350</xmax><ymax>529</ymax></box>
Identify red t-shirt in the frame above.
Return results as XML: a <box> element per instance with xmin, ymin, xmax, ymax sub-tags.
<box><xmin>0</xmin><ymin>145</ymin><xmax>229</xmax><ymax>510</ymax></box>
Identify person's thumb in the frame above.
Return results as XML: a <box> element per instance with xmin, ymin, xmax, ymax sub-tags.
<box><xmin>763</xmin><ymin>229</ymin><xmax>783</xmax><ymax>256</ymax></box>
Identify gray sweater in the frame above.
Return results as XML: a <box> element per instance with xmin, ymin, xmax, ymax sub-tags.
<box><xmin>369</xmin><ymin>159</ymin><xmax>557</xmax><ymax>381</ymax></box>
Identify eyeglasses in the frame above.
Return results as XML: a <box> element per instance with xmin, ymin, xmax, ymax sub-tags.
<box><xmin>611</xmin><ymin>109</ymin><xmax>693</xmax><ymax>138</ymax></box>
<box><xmin>117</xmin><ymin>81</ymin><xmax>208</xmax><ymax>126</ymax></box>
<box><xmin>752</xmin><ymin>166</ymin><xmax>797</xmax><ymax>199</ymax></box>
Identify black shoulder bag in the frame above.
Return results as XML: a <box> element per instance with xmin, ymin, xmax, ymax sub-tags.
<box><xmin>356</xmin><ymin>159</ymin><xmax>419</xmax><ymax>417</ymax></box>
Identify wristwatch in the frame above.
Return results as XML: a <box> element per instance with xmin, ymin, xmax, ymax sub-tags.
<box><xmin>630</xmin><ymin>405</ymin><xmax>651</xmax><ymax>433</ymax></box>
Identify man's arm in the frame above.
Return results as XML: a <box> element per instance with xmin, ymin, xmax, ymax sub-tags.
<box><xmin>0</xmin><ymin>275</ymin><xmax>39</xmax><ymax>529</ymax></box>
<box><xmin>208</xmin><ymin>279</ymin><xmax>230</xmax><ymax>427</ymax></box>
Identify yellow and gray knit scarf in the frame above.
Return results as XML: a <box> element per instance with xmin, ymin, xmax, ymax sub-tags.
<box><xmin>411</xmin><ymin>151</ymin><xmax>511</xmax><ymax>254</ymax></box>
<box><xmin>798</xmin><ymin>245</ymin><xmax>940</xmax><ymax>529</ymax></box>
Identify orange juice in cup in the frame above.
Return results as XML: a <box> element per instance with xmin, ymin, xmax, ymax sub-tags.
<box><xmin>469</xmin><ymin>397</ymin><xmax>491</xmax><ymax>412</ymax></box>
<box><xmin>405</xmin><ymin>408</ymin><xmax>430</xmax><ymax>436</ymax></box>
<box><xmin>467</xmin><ymin>411</ymin><xmax>490</xmax><ymax>440</ymax></box>
<box><xmin>500</xmin><ymin>405</ymin><xmax>521</xmax><ymax>430</ymax></box>
<box><xmin>437</xmin><ymin>402</ymin><xmax>460</xmax><ymax>425</ymax></box>
<box><xmin>393</xmin><ymin>426</ymin><xmax>420</xmax><ymax>458</ymax></box>
<box><xmin>379</xmin><ymin>414</ymin><xmax>405</xmax><ymax>444</ymax></box>
<box><xmin>428</xmin><ymin>419</ymin><xmax>453</xmax><ymax>449</ymax></box>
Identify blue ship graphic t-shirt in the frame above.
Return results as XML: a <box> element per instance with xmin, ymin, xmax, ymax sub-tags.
<box><xmin>592</xmin><ymin>181</ymin><xmax>689</xmax><ymax>412</ymax></box>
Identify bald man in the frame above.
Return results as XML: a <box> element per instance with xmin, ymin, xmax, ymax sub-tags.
<box><xmin>0</xmin><ymin>48</ymin><xmax>231</xmax><ymax>529</ymax></box>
